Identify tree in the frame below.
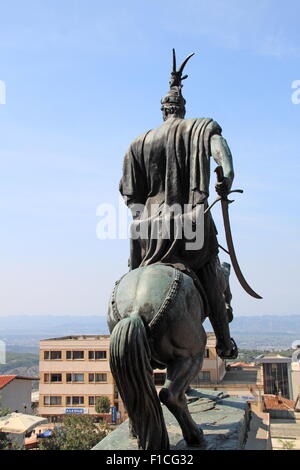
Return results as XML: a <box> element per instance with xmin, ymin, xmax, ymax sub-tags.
<box><xmin>95</xmin><ymin>396</ymin><xmax>111</xmax><ymax>414</ymax></box>
<box><xmin>39</xmin><ymin>414</ymin><xmax>109</xmax><ymax>450</ymax></box>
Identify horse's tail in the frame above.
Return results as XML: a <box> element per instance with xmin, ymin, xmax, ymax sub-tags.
<box><xmin>109</xmin><ymin>314</ymin><xmax>169</xmax><ymax>450</ymax></box>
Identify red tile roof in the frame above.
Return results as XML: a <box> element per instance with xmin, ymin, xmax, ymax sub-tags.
<box><xmin>0</xmin><ymin>375</ymin><xmax>38</xmax><ymax>390</ymax></box>
<box><xmin>228</xmin><ymin>362</ymin><xmax>255</xmax><ymax>368</ymax></box>
<box><xmin>263</xmin><ymin>394</ymin><xmax>295</xmax><ymax>411</ymax></box>
<box><xmin>0</xmin><ymin>375</ymin><xmax>16</xmax><ymax>389</ymax></box>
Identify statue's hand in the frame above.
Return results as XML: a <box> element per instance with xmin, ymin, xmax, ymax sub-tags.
<box><xmin>215</xmin><ymin>178</ymin><xmax>230</xmax><ymax>198</ymax></box>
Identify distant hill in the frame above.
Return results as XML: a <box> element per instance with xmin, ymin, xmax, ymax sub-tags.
<box><xmin>204</xmin><ymin>315</ymin><xmax>300</xmax><ymax>349</ymax></box>
<box><xmin>0</xmin><ymin>315</ymin><xmax>299</xmax><ymax>379</ymax></box>
<box><xmin>0</xmin><ymin>315</ymin><xmax>299</xmax><ymax>351</ymax></box>
<box><xmin>0</xmin><ymin>315</ymin><xmax>109</xmax><ymax>353</ymax></box>
<box><xmin>0</xmin><ymin>352</ymin><xmax>39</xmax><ymax>389</ymax></box>
<box><xmin>0</xmin><ymin>315</ymin><xmax>108</xmax><ymax>335</ymax></box>
<box><xmin>229</xmin><ymin>315</ymin><xmax>300</xmax><ymax>335</ymax></box>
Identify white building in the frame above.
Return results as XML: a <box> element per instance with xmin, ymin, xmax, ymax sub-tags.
<box><xmin>291</xmin><ymin>361</ymin><xmax>300</xmax><ymax>402</ymax></box>
<box><xmin>0</xmin><ymin>375</ymin><xmax>38</xmax><ymax>413</ymax></box>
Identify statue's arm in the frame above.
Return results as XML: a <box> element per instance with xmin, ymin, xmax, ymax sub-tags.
<box><xmin>210</xmin><ymin>134</ymin><xmax>234</xmax><ymax>193</ymax></box>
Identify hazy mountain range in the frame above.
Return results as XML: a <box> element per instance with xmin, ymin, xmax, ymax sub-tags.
<box><xmin>0</xmin><ymin>315</ymin><xmax>299</xmax><ymax>352</ymax></box>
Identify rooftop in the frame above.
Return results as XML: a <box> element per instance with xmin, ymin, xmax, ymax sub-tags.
<box><xmin>40</xmin><ymin>334</ymin><xmax>110</xmax><ymax>342</ymax></box>
<box><xmin>228</xmin><ymin>362</ymin><xmax>256</xmax><ymax>368</ymax></box>
<box><xmin>263</xmin><ymin>394</ymin><xmax>295</xmax><ymax>411</ymax></box>
<box><xmin>0</xmin><ymin>375</ymin><xmax>15</xmax><ymax>389</ymax></box>
<box><xmin>0</xmin><ymin>375</ymin><xmax>39</xmax><ymax>390</ymax></box>
<box><xmin>256</xmin><ymin>354</ymin><xmax>292</xmax><ymax>364</ymax></box>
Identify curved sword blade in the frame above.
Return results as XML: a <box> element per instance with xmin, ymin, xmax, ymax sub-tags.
<box><xmin>221</xmin><ymin>200</ymin><xmax>263</xmax><ymax>299</ymax></box>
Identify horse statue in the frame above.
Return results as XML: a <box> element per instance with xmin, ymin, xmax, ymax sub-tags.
<box><xmin>107</xmin><ymin>263</ymin><xmax>208</xmax><ymax>450</ymax></box>
<box><xmin>105</xmin><ymin>49</ymin><xmax>261</xmax><ymax>449</ymax></box>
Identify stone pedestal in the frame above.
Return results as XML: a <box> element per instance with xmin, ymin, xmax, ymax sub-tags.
<box><xmin>93</xmin><ymin>389</ymin><xmax>250</xmax><ymax>451</ymax></box>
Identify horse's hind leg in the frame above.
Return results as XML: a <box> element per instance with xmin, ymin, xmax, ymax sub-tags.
<box><xmin>159</xmin><ymin>354</ymin><xmax>205</xmax><ymax>447</ymax></box>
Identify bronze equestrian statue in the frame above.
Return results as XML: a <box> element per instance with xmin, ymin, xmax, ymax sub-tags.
<box><xmin>107</xmin><ymin>50</ymin><xmax>262</xmax><ymax>450</ymax></box>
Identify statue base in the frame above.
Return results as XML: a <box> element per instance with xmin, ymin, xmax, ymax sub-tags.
<box><xmin>93</xmin><ymin>389</ymin><xmax>250</xmax><ymax>451</ymax></box>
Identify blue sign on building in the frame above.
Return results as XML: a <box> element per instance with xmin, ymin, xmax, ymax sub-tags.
<box><xmin>65</xmin><ymin>408</ymin><xmax>85</xmax><ymax>414</ymax></box>
<box><xmin>111</xmin><ymin>406</ymin><xmax>117</xmax><ymax>423</ymax></box>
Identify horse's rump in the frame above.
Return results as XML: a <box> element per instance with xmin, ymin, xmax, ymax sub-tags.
<box><xmin>107</xmin><ymin>263</ymin><xmax>204</xmax><ymax>334</ymax></box>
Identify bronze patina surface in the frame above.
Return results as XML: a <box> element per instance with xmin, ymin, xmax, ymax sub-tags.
<box><xmin>106</xmin><ymin>50</ymin><xmax>260</xmax><ymax>450</ymax></box>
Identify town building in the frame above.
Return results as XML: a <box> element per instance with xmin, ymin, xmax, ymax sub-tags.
<box><xmin>291</xmin><ymin>361</ymin><xmax>300</xmax><ymax>401</ymax></box>
<box><xmin>262</xmin><ymin>394</ymin><xmax>300</xmax><ymax>450</ymax></box>
<box><xmin>0</xmin><ymin>375</ymin><xmax>38</xmax><ymax>413</ymax></box>
<box><xmin>38</xmin><ymin>335</ymin><xmax>126</xmax><ymax>422</ymax></box>
<box><xmin>193</xmin><ymin>333</ymin><xmax>226</xmax><ymax>384</ymax></box>
<box><xmin>39</xmin><ymin>332</ymin><xmax>225</xmax><ymax>422</ymax></box>
<box><xmin>256</xmin><ymin>355</ymin><xmax>293</xmax><ymax>399</ymax></box>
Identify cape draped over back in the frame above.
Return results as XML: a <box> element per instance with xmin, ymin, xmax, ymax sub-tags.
<box><xmin>120</xmin><ymin>117</ymin><xmax>222</xmax><ymax>271</ymax></box>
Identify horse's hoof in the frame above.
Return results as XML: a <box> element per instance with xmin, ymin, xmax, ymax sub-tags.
<box><xmin>186</xmin><ymin>436</ymin><xmax>206</xmax><ymax>448</ymax></box>
<box><xmin>216</xmin><ymin>338</ymin><xmax>238</xmax><ymax>359</ymax></box>
<box><xmin>185</xmin><ymin>428</ymin><xmax>206</xmax><ymax>448</ymax></box>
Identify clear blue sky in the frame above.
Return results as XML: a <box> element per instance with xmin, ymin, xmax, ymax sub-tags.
<box><xmin>0</xmin><ymin>0</ymin><xmax>299</xmax><ymax>317</ymax></box>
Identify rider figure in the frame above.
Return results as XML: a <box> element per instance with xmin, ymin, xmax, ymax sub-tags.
<box><xmin>120</xmin><ymin>51</ymin><xmax>237</xmax><ymax>359</ymax></box>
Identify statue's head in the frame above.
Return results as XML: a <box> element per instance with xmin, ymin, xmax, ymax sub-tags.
<box><xmin>161</xmin><ymin>49</ymin><xmax>195</xmax><ymax>121</ymax></box>
<box><xmin>161</xmin><ymin>88</ymin><xmax>186</xmax><ymax>120</ymax></box>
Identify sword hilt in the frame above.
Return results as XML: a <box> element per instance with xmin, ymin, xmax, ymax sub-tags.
<box><xmin>215</xmin><ymin>165</ymin><xmax>224</xmax><ymax>183</ymax></box>
<box><xmin>215</xmin><ymin>166</ymin><xmax>244</xmax><ymax>199</ymax></box>
<box><xmin>215</xmin><ymin>166</ymin><xmax>231</xmax><ymax>201</ymax></box>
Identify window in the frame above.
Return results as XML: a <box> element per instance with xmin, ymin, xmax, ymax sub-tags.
<box><xmin>66</xmin><ymin>396</ymin><xmax>84</xmax><ymax>406</ymax></box>
<box><xmin>154</xmin><ymin>373</ymin><xmax>166</xmax><ymax>386</ymax></box>
<box><xmin>204</xmin><ymin>349</ymin><xmax>210</xmax><ymax>358</ymax></box>
<box><xmin>66</xmin><ymin>350</ymin><xmax>84</xmax><ymax>360</ymax></box>
<box><xmin>89</xmin><ymin>396</ymin><xmax>95</xmax><ymax>406</ymax></box>
<box><xmin>74</xmin><ymin>373</ymin><xmax>84</xmax><ymax>382</ymax></box>
<box><xmin>51</xmin><ymin>351</ymin><xmax>62</xmax><ymax>360</ymax></box>
<box><xmin>44</xmin><ymin>350</ymin><xmax>62</xmax><ymax>360</ymax></box>
<box><xmin>66</xmin><ymin>373</ymin><xmax>84</xmax><ymax>383</ymax></box>
<box><xmin>88</xmin><ymin>350</ymin><xmax>107</xmax><ymax>360</ymax></box>
<box><xmin>199</xmin><ymin>371</ymin><xmax>211</xmax><ymax>382</ymax></box>
<box><xmin>89</xmin><ymin>373</ymin><xmax>107</xmax><ymax>382</ymax></box>
<box><xmin>44</xmin><ymin>396</ymin><xmax>62</xmax><ymax>406</ymax></box>
<box><xmin>96</xmin><ymin>373</ymin><xmax>107</xmax><ymax>382</ymax></box>
<box><xmin>44</xmin><ymin>374</ymin><xmax>49</xmax><ymax>383</ymax></box>
<box><xmin>50</xmin><ymin>374</ymin><xmax>62</xmax><ymax>382</ymax></box>
<box><xmin>96</xmin><ymin>351</ymin><xmax>107</xmax><ymax>359</ymax></box>
<box><xmin>73</xmin><ymin>351</ymin><xmax>84</xmax><ymax>359</ymax></box>
<box><xmin>72</xmin><ymin>396</ymin><xmax>84</xmax><ymax>405</ymax></box>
